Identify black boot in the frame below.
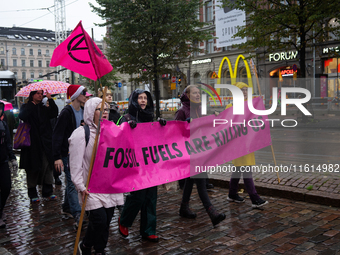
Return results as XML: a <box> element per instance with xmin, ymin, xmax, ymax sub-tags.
<box><xmin>206</xmin><ymin>206</ymin><xmax>226</xmax><ymax>226</ymax></box>
<box><xmin>179</xmin><ymin>202</ymin><xmax>197</xmax><ymax>219</ymax></box>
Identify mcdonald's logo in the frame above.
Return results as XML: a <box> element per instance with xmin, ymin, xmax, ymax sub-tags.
<box><xmin>216</xmin><ymin>54</ymin><xmax>253</xmax><ymax>94</ymax></box>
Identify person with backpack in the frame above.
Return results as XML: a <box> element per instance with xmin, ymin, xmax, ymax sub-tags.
<box><xmin>69</xmin><ymin>97</ymin><xmax>124</xmax><ymax>255</ymax></box>
<box><xmin>118</xmin><ymin>89</ymin><xmax>167</xmax><ymax>242</ymax></box>
<box><xmin>52</xmin><ymin>85</ymin><xmax>87</xmax><ymax>227</ymax></box>
<box><xmin>0</xmin><ymin>102</ymin><xmax>18</xmax><ymax>228</ymax></box>
<box><xmin>175</xmin><ymin>85</ymin><xmax>226</xmax><ymax>226</ymax></box>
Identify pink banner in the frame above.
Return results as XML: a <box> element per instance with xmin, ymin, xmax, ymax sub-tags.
<box><xmin>88</xmin><ymin>97</ymin><xmax>272</xmax><ymax>193</ymax></box>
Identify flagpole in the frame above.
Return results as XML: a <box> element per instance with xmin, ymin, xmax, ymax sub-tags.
<box><xmin>250</xmin><ymin>60</ymin><xmax>280</xmax><ymax>183</ymax></box>
<box><xmin>73</xmin><ymin>85</ymin><xmax>107</xmax><ymax>255</ymax></box>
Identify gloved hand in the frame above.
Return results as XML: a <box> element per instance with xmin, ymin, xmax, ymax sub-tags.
<box><xmin>158</xmin><ymin>117</ymin><xmax>167</xmax><ymax>126</ymax></box>
<box><xmin>128</xmin><ymin>120</ymin><xmax>137</xmax><ymax>129</ymax></box>
<box><xmin>185</xmin><ymin>117</ymin><xmax>192</xmax><ymax>123</ymax></box>
<box><xmin>214</xmin><ymin>111</ymin><xmax>220</xmax><ymax>116</ymax></box>
<box><xmin>11</xmin><ymin>159</ymin><xmax>18</xmax><ymax>171</ymax></box>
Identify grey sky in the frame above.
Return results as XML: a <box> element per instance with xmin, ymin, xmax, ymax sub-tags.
<box><xmin>1</xmin><ymin>0</ymin><xmax>106</xmax><ymax>41</ymax></box>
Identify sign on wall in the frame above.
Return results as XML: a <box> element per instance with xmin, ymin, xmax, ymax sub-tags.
<box><xmin>215</xmin><ymin>0</ymin><xmax>246</xmax><ymax>48</ymax></box>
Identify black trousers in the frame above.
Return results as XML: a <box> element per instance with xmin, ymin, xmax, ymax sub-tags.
<box><xmin>83</xmin><ymin>207</ymin><xmax>115</xmax><ymax>253</ymax></box>
<box><xmin>0</xmin><ymin>162</ymin><xmax>11</xmax><ymax>218</ymax></box>
<box><xmin>120</xmin><ymin>186</ymin><xmax>157</xmax><ymax>236</ymax></box>
<box><xmin>181</xmin><ymin>173</ymin><xmax>212</xmax><ymax>210</ymax></box>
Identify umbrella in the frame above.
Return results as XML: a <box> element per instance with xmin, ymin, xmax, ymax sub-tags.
<box><xmin>15</xmin><ymin>81</ymin><xmax>70</xmax><ymax>97</ymax></box>
<box><xmin>0</xmin><ymin>100</ymin><xmax>13</xmax><ymax>111</ymax></box>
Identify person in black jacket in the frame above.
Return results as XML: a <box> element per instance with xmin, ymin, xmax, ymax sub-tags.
<box><xmin>52</xmin><ymin>85</ymin><xmax>87</xmax><ymax>227</ymax></box>
<box><xmin>0</xmin><ymin>102</ymin><xmax>18</xmax><ymax>228</ymax></box>
<box><xmin>19</xmin><ymin>90</ymin><xmax>58</xmax><ymax>202</ymax></box>
<box><xmin>118</xmin><ymin>89</ymin><xmax>166</xmax><ymax>243</ymax></box>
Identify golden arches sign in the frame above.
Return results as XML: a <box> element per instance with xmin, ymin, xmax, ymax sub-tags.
<box><xmin>216</xmin><ymin>54</ymin><xmax>253</xmax><ymax>94</ymax></box>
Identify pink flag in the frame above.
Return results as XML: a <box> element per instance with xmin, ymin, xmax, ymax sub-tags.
<box><xmin>50</xmin><ymin>21</ymin><xmax>113</xmax><ymax>80</ymax></box>
<box><xmin>88</xmin><ymin>97</ymin><xmax>272</xmax><ymax>194</ymax></box>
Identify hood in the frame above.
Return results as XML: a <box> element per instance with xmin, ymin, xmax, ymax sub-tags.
<box><xmin>83</xmin><ymin>97</ymin><xmax>103</xmax><ymax>126</ymax></box>
<box><xmin>235</xmin><ymin>82</ymin><xmax>249</xmax><ymax>89</ymax></box>
<box><xmin>180</xmin><ymin>88</ymin><xmax>190</xmax><ymax>104</ymax></box>
<box><xmin>128</xmin><ymin>89</ymin><xmax>154</xmax><ymax>118</ymax></box>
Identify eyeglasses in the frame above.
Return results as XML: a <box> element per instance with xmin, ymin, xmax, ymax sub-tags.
<box><xmin>95</xmin><ymin>108</ymin><xmax>110</xmax><ymax>113</ymax></box>
<box><xmin>81</xmin><ymin>90</ymin><xmax>87</xmax><ymax>96</ymax></box>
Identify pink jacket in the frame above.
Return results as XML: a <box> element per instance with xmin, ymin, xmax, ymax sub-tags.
<box><xmin>69</xmin><ymin>97</ymin><xmax>124</xmax><ymax>211</ymax></box>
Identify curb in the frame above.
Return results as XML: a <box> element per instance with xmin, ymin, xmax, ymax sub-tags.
<box><xmin>209</xmin><ymin>178</ymin><xmax>340</xmax><ymax>208</ymax></box>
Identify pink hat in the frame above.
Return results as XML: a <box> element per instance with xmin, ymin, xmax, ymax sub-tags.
<box><xmin>85</xmin><ymin>92</ymin><xmax>93</xmax><ymax>97</ymax></box>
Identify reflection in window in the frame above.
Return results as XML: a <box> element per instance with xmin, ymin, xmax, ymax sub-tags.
<box><xmin>205</xmin><ymin>1</ymin><xmax>213</xmax><ymax>22</ymax></box>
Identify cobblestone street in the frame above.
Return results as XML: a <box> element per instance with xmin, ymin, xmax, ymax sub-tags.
<box><xmin>1</xmin><ymin>167</ymin><xmax>340</xmax><ymax>254</ymax></box>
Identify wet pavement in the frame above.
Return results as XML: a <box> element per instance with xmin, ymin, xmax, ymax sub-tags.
<box><xmin>1</xmin><ymin>109</ymin><xmax>340</xmax><ymax>254</ymax></box>
<box><xmin>1</xmin><ymin>165</ymin><xmax>340</xmax><ymax>254</ymax></box>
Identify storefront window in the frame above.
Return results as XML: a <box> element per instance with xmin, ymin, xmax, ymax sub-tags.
<box><xmin>324</xmin><ymin>58</ymin><xmax>340</xmax><ymax>97</ymax></box>
<box><xmin>324</xmin><ymin>58</ymin><xmax>340</xmax><ymax>74</ymax></box>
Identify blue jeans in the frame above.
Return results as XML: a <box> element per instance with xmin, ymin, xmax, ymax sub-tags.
<box><xmin>62</xmin><ymin>156</ymin><xmax>81</xmax><ymax>218</ymax></box>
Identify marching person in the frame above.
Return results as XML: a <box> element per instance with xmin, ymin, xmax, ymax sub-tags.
<box><xmin>69</xmin><ymin>97</ymin><xmax>124</xmax><ymax>255</ymax></box>
<box><xmin>52</xmin><ymin>85</ymin><xmax>87</xmax><ymax>227</ymax></box>
<box><xmin>176</xmin><ymin>85</ymin><xmax>226</xmax><ymax>226</ymax></box>
<box><xmin>0</xmin><ymin>102</ymin><xmax>18</xmax><ymax>228</ymax></box>
<box><xmin>19</xmin><ymin>90</ymin><xmax>58</xmax><ymax>202</ymax></box>
<box><xmin>98</xmin><ymin>88</ymin><xmax>121</xmax><ymax>124</ymax></box>
<box><xmin>226</xmin><ymin>82</ymin><xmax>268</xmax><ymax>208</ymax></box>
<box><xmin>118</xmin><ymin>89</ymin><xmax>167</xmax><ymax>242</ymax></box>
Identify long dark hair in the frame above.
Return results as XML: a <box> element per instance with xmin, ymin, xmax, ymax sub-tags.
<box><xmin>28</xmin><ymin>90</ymin><xmax>43</xmax><ymax>102</ymax></box>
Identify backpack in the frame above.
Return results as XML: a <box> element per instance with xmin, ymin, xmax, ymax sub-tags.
<box><xmin>83</xmin><ymin>124</ymin><xmax>90</xmax><ymax>147</ymax></box>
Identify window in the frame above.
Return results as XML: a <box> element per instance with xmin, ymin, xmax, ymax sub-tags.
<box><xmin>207</xmin><ymin>72</ymin><xmax>215</xmax><ymax>87</ymax></box>
<box><xmin>13</xmin><ymin>59</ymin><xmax>17</xmax><ymax>67</ymax></box>
<box><xmin>46</xmin><ymin>49</ymin><xmax>50</xmax><ymax>56</ymax></box>
<box><xmin>21</xmin><ymin>48</ymin><xmax>25</xmax><ymax>55</ymax></box>
<box><xmin>21</xmin><ymin>60</ymin><xmax>25</xmax><ymax>67</ymax></box>
<box><xmin>38</xmin><ymin>60</ymin><xmax>42</xmax><ymax>67</ymax></box>
<box><xmin>38</xmin><ymin>49</ymin><xmax>42</xmax><ymax>56</ymax></box>
<box><xmin>194</xmin><ymin>73</ymin><xmax>201</xmax><ymax>84</ymax></box>
<box><xmin>0</xmin><ymin>59</ymin><xmax>5</xmax><ymax>67</ymax></box>
<box><xmin>14</xmin><ymin>72</ymin><xmax>17</xmax><ymax>79</ymax></box>
<box><xmin>29</xmin><ymin>49</ymin><xmax>33</xmax><ymax>55</ymax></box>
<box><xmin>30</xmin><ymin>72</ymin><xmax>34</xmax><ymax>78</ymax></box>
<box><xmin>205</xmin><ymin>1</ymin><xmax>213</xmax><ymax>22</ymax></box>
<box><xmin>39</xmin><ymin>72</ymin><xmax>42</xmax><ymax>78</ymax></box>
<box><xmin>0</xmin><ymin>47</ymin><xmax>4</xmax><ymax>54</ymax></box>
<box><xmin>30</xmin><ymin>60</ymin><xmax>34</xmax><ymax>67</ymax></box>
<box><xmin>12</xmin><ymin>48</ymin><xmax>16</xmax><ymax>55</ymax></box>
<box><xmin>22</xmin><ymin>72</ymin><xmax>26</xmax><ymax>80</ymax></box>
<box><xmin>46</xmin><ymin>60</ymin><xmax>50</xmax><ymax>67</ymax></box>
<box><xmin>206</xmin><ymin>39</ymin><xmax>213</xmax><ymax>54</ymax></box>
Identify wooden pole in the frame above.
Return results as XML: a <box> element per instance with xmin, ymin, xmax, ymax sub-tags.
<box><xmin>73</xmin><ymin>85</ymin><xmax>107</xmax><ymax>255</ymax></box>
<box><xmin>250</xmin><ymin>60</ymin><xmax>280</xmax><ymax>183</ymax></box>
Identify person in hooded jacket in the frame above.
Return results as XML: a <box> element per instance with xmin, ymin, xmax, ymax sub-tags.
<box><xmin>118</xmin><ymin>89</ymin><xmax>166</xmax><ymax>242</ymax></box>
<box><xmin>19</xmin><ymin>90</ymin><xmax>58</xmax><ymax>202</ymax></box>
<box><xmin>0</xmin><ymin>102</ymin><xmax>18</xmax><ymax>228</ymax></box>
<box><xmin>226</xmin><ymin>82</ymin><xmax>268</xmax><ymax>208</ymax></box>
<box><xmin>69</xmin><ymin>97</ymin><xmax>124</xmax><ymax>255</ymax></box>
<box><xmin>175</xmin><ymin>85</ymin><xmax>226</xmax><ymax>226</ymax></box>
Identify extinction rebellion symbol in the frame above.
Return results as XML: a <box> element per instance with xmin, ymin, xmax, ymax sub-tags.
<box><xmin>67</xmin><ymin>33</ymin><xmax>90</xmax><ymax>64</ymax></box>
